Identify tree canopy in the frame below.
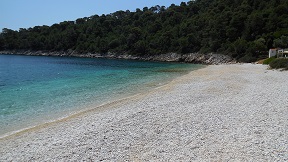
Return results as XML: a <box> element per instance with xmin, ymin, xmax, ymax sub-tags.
<box><xmin>1</xmin><ymin>0</ymin><xmax>288</xmax><ymax>62</ymax></box>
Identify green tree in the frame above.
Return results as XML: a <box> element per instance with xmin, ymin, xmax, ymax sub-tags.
<box><xmin>273</xmin><ymin>35</ymin><xmax>288</xmax><ymax>48</ymax></box>
<box><xmin>1</xmin><ymin>0</ymin><xmax>288</xmax><ymax>62</ymax></box>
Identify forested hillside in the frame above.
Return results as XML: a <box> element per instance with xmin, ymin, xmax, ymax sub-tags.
<box><xmin>0</xmin><ymin>0</ymin><xmax>288</xmax><ymax>62</ymax></box>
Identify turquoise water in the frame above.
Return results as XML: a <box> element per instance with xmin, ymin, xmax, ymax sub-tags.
<box><xmin>0</xmin><ymin>54</ymin><xmax>203</xmax><ymax>136</ymax></box>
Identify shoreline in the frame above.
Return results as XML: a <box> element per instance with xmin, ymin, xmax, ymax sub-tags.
<box><xmin>0</xmin><ymin>63</ymin><xmax>203</xmax><ymax>140</ymax></box>
<box><xmin>0</xmin><ymin>50</ymin><xmax>235</xmax><ymax>65</ymax></box>
<box><xmin>1</xmin><ymin>64</ymin><xmax>287</xmax><ymax>161</ymax></box>
<box><xmin>0</xmin><ymin>92</ymin><xmax>143</xmax><ymax>140</ymax></box>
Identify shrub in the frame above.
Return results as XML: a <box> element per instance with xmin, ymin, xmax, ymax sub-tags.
<box><xmin>263</xmin><ymin>56</ymin><xmax>276</xmax><ymax>64</ymax></box>
<box><xmin>269</xmin><ymin>58</ymin><xmax>288</xmax><ymax>70</ymax></box>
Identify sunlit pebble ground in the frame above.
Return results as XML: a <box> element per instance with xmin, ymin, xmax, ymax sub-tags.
<box><xmin>0</xmin><ymin>64</ymin><xmax>287</xmax><ymax>161</ymax></box>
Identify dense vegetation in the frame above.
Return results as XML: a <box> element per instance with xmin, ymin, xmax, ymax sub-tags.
<box><xmin>0</xmin><ymin>0</ymin><xmax>288</xmax><ymax>62</ymax></box>
<box><xmin>269</xmin><ymin>58</ymin><xmax>288</xmax><ymax>70</ymax></box>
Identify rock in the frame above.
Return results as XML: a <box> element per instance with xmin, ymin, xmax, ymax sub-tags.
<box><xmin>182</xmin><ymin>53</ymin><xmax>234</xmax><ymax>65</ymax></box>
<box><xmin>0</xmin><ymin>50</ymin><xmax>235</xmax><ymax>65</ymax></box>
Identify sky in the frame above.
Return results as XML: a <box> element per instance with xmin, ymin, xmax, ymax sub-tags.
<box><xmin>0</xmin><ymin>0</ymin><xmax>187</xmax><ymax>31</ymax></box>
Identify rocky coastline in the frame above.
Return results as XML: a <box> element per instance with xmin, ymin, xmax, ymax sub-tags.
<box><xmin>0</xmin><ymin>50</ymin><xmax>235</xmax><ymax>65</ymax></box>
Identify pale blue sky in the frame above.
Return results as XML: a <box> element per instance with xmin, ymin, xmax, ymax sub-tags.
<box><xmin>0</xmin><ymin>0</ymin><xmax>187</xmax><ymax>31</ymax></box>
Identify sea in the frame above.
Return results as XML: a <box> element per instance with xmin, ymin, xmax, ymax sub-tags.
<box><xmin>0</xmin><ymin>54</ymin><xmax>203</xmax><ymax>137</ymax></box>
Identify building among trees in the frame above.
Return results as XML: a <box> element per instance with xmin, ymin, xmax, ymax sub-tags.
<box><xmin>269</xmin><ymin>48</ymin><xmax>288</xmax><ymax>58</ymax></box>
<box><xmin>277</xmin><ymin>49</ymin><xmax>288</xmax><ymax>58</ymax></box>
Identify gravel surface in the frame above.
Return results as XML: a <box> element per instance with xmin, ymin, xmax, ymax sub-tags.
<box><xmin>0</xmin><ymin>64</ymin><xmax>287</xmax><ymax>161</ymax></box>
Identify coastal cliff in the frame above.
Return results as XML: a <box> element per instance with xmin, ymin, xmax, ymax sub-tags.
<box><xmin>0</xmin><ymin>50</ymin><xmax>235</xmax><ymax>65</ymax></box>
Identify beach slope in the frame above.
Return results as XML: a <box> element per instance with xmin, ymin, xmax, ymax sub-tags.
<box><xmin>0</xmin><ymin>64</ymin><xmax>287</xmax><ymax>161</ymax></box>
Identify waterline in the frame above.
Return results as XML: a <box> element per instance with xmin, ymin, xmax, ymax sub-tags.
<box><xmin>0</xmin><ymin>54</ymin><xmax>204</xmax><ymax>137</ymax></box>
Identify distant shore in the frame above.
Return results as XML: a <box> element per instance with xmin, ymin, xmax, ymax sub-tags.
<box><xmin>0</xmin><ymin>50</ymin><xmax>235</xmax><ymax>65</ymax></box>
<box><xmin>1</xmin><ymin>64</ymin><xmax>287</xmax><ymax>161</ymax></box>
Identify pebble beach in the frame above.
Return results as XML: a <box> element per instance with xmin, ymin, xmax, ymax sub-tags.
<box><xmin>0</xmin><ymin>64</ymin><xmax>287</xmax><ymax>161</ymax></box>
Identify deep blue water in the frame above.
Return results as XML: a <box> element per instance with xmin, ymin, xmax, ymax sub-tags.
<box><xmin>0</xmin><ymin>54</ymin><xmax>203</xmax><ymax>136</ymax></box>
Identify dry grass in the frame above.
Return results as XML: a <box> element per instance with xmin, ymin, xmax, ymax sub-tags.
<box><xmin>256</xmin><ymin>58</ymin><xmax>267</xmax><ymax>64</ymax></box>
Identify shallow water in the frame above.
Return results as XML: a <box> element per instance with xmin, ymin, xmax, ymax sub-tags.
<box><xmin>0</xmin><ymin>54</ymin><xmax>203</xmax><ymax>136</ymax></box>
